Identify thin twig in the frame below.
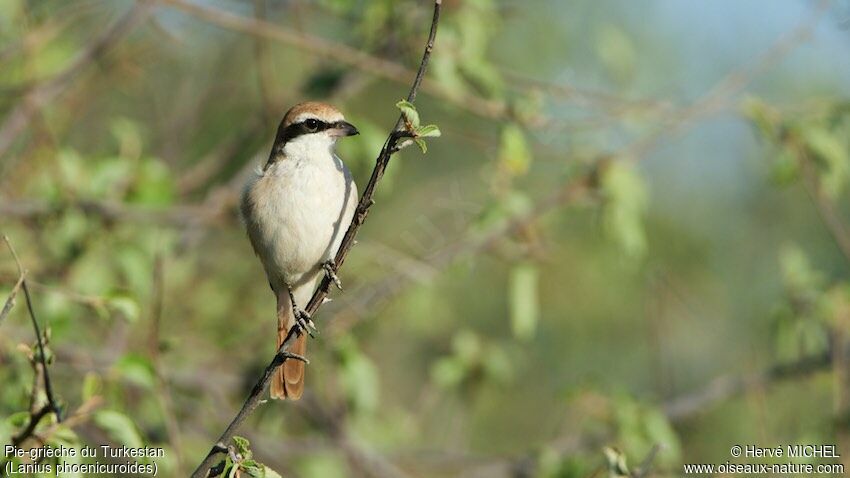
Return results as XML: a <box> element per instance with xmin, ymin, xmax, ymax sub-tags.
<box><xmin>3</xmin><ymin>235</ymin><xmax>62</xmax><ymax>423</ymax></box>
<box><xmin>189</xmin><ymin>2</ymin><xmax>442</xmax><ymax>477</ymax></box>
<box><xmin>10</xmin><ymin>405</ymin><xmax>52</xmax><ymax>447</ymax></box>
<box><xmin>662</xmin><ymin>351</ymin><xmax>832</xmax><ymax>421</ymax></box>
<box><xmin>632</xmin><ymin>444</ymin><xmax>661</xmax><ymax>478</ymax></box>
<box><xmin>0</xmin><ymin>270</ymin><xmax>25</xmax><ymax>326</ymax></box>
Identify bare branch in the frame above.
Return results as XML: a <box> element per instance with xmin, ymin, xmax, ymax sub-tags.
<box><xmin>189</xmin><ymin>2</ymin><xmax>443</xmax><ymax>476</ymax></box>
<box><xmin>3</xmin><ymin>235</ymin><xmax>62</xmax><ymax>423</ymax></box>
<box><xmin>663</xmin><ymin>351</ymin><xmax>832</xmax><ymax>421</ymax></box>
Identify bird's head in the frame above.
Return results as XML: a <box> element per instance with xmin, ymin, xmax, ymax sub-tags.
<box><xmin>272</xmin><ymin>102</ymin><xmax>359</xmax><ymax>159</ymax></box>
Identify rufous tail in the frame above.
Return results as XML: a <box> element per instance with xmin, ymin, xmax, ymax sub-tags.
<box><xmin>271</xmin><ymin>289</ymin><xmax>306</xmax><ymax>400</ymax></box>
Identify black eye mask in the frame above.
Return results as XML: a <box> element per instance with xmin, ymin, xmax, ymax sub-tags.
<box><xmin>276</xmin><ymin>119</ymin><xmax>340</xmax><ymax>145</ymax></box>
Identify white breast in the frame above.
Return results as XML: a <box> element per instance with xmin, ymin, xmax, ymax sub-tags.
<box><xmin>241</xmin><ymin>150</ymin><xmax>357</xmax><ymax>296</ymax></box>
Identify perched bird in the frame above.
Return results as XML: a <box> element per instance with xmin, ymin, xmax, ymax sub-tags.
<box><xmin>240</xmin><ymin>102</ymin><xmax>359</xmax><ymax>400</ymax></box>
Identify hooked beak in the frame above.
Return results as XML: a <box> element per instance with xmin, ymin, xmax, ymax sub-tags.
<box><xmin>330</xmin><ymin>121</ymin><xmax>359</xmax><ymax>138</ymax></box>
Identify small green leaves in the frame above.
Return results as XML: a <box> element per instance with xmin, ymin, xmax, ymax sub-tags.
<box><xmin>396</xmin><ymin>100</ymin><xmax>441</xmax><ymax>154</ymax></box>
<box><xmin>112</xmin><ymin>353</ymin><xmax>156</xmax><ymax>389</ymax></box>
<box><xmin>498</xmin><ymin>124</ymin><xmax>532</xmax><ymax>176</ymax></box>
<box><xmin>232</xmin><ymin>436</ymin><xmax>251</xmax><ymax>456</ymax></box>
<box><xmin>603</xmin><ymin>447</ymin><xmax>631</xmax><ymax>477</ymax></box>
<box><xmin>81</xmin><ymin>372</ymin><xmax>102</xmax><ymax>401</ymax></box>
<box><xmin>396</xmin><ymin>100</ymin><xmax>420</xmax><ymax>129</ymax></box>
<box><xmin>222</xmin><ymin>436</ymin><xmax>282</xmax><ymax>478</ymax></box>
<box><xmin>601</xmin><ymin>161</ymin><xmax>649</xmax><ymax>258</ymax></box>
<box><xmin>416</xmin><ymin>124</ymin><xmax>442</xmax><ymax>138</ymax></box>
<box><xmin>94</xmin><ymin>410</ymin><xmax>144</xmax><ymax>448</ymax></box>
<box><xmin>414</xmin><ymin>138</ymin><xmax>428</xmax><ymax>154</ymax></box>
<box><xmin>802</xmin><ymin>125</ymin><xmax>849</xmax><ymax>198</ymax></box>
<box><xmin>430</xmin><ymin>330</ymin><xmax>513</xmax><ymax>390</ymax></box>
<box><xmin>105</xmin><ymin>290</ymin><xmax>140</xmax><ymax>323</ymax></box>
<box><xmin>774</xmin><ymin>245</ymin><xmax>831</xmax><ymax>360</ymax></box>
<box><xmin>509</xmin><ymin>262</ymin><xmax>539</xmax><ymax>341</ymax></box>
<box><xmin>744</xmin><ymin>97</ymin><xmax>850</xmax><ymax>196</ymax></box>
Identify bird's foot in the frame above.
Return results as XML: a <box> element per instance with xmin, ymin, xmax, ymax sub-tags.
<box><xmin>322</xmin><ymin>260</ymin><xmax>343</xmax><ymax>290</ymax></box>
<box><xmin>286</xmin><ymin>286</ymin><xmax>318</xmax><ymax>338</ymax></box>
<box><xmin>293</xmin><ymin>306</ymin><xmax>318</xmax><ymax>338</ymax></box>
<box><xmin>276</xmin><ymin>350</ymin><xmax>309</xmax><ymax>364</ymax></box>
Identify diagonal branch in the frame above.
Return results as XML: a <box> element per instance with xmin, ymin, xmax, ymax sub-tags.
<box><xmin>189</xmin><ymin>2</ymin><xmax>442</xmax><ymax>477</ymax></box>
<box><xmin>2</xmin><ymin>235</ymin><xmax>63</xmax><ymax>432</ymax></box>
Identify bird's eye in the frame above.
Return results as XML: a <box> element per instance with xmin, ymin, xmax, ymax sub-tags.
<box><xmin>304</xmin><ymin>119</ymin><xmax>320</xmax><ymax>131</ymax></box>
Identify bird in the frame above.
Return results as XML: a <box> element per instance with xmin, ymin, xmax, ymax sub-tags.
<box><xmin>240</xmin><ymin>102</ymin><xmax>359</xmax><ymax>400</ymax></box>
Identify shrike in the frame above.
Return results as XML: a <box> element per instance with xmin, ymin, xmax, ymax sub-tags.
<box><xmin>241</xmin><ymin>102</ymin><xmax>359</xmax><ymax>400</ymax></box>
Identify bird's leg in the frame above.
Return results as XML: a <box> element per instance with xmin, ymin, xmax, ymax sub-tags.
<box><xmin>287</xmin><ymin>286</ymin><xmax>318</xmax><ymax>337</ymax></box>
<box><xmin>322</xmin><ymin>259</ymin><xmax>342</xmax><ymax>290</ymax></box>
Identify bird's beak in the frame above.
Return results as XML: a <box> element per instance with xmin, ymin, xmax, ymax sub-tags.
<box><xmin>330</xmin><ymin>121</ymin><xmax>359</xmax><ymax>137</ymax></box>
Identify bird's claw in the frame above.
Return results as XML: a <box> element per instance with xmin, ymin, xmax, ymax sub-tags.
<box><xmin>294</xmin><ymin>307</ymin><xmax>318</xmax><ymax>338</ymax></box>
<box><xmin>322</xmin><ymin>260</ymin><xmax>342</xmax><ymax>290</ymax></box>
<box><xmin>276</xmin><ymin>350</ymin><xmax>309</xmax><ymax>364</ymax></box>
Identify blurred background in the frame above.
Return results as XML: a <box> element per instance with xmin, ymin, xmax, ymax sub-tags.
<box><xmin>2</xmin><ymin>0</ymin><xmax>850</xmax><ymax>476</ymax></box>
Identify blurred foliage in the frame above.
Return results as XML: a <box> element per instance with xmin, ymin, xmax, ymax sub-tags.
<box><xmin>2</xmin><ymin>0</ymin><xmax>850</xmax><ymax>477</ymax></box>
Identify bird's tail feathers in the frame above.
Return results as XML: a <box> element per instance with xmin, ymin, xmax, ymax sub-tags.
<box><xmin>271</xmin><ymin>289</ymin><xmax>306</xmax><ymax>400</ymax></box>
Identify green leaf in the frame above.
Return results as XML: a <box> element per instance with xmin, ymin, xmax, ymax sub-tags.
<box><xmin>233</xmin><ymin>436</ymin><xmax>251</xmax><ymax>456</ymax></box>
<box><xmin>262</xmin><ymin>466</ymin><xmax>283</xmax><ymax>478</ymax></box>
<box><xmin>415</xmin><ymin>124</ymin><xmax>442</xmax><ymax>138</ymax></box>
<box><xmin>414</xmin><ymin>138</ymin><xmax>428</xmax><ymax>154</ymax></box>
<box><xmin>779</xmin><ymin>244</ymin><xmax>824</xmax><ymax>295</ymax></box>
<box><xmin>602</xmin><ymin>162</ymin><xmax>649</xmax><ymax>258</ymax></box>
<box><xmin>130</xmin><ymin>157</ymin><xmax>175</xmax><ymax>206</ymax></box>
<box><xmin>81</xmin><ymin>372</ymin><xmax>102</xmax><ymax>401</ymax></box>
<box><xmin>603</xmin><ymin>447</ymin><xmax>631</xmax><ymax>477</ymax></box>
<box><xmin>741</xmin><ymin>96</ymin><xmax>779</xmax><ymax>141</ymax></box>
<box><xmin>483</xmin><ymin>345</ymin><xmax>513</xmax><ymax>384</ymax></box>
<box><xmin>802</xmin><ymin>125</ymin><xmax>849</xmax><ymax>197</ymax></box>
<box><xmin>770</xmin><ymin>149</ymin><xmax>800</xmax><ymax>186</ymax></box>
<box><xmin>106</xmin><ymin>291</ymin><xmax>140</xmax><ymax>323</ymax></box>
<box><xmin>431</xmin><ymin>357</ymin><xmax>465</xmax><ymax>389</ymax></box>
<box><xmin>6</xmin><ymin>411</ymin><xmax>30</xmax><ymax>428</ymax></box>
<box><xmin>57</xmin><ymin>149</ymin><xmax>85</xmax><ymax>194</ymax></box>
<box><xmin>509</xmin><ymin>262</ymin><xmax>539</xmax><ymax>341</ymax></box>
<box><xmin>643</xmin><ymin>409</ymin><xmax>682</xmax><ymax>463</ymax></box>
<box><xmin>90</xmin><ymin>158</ymin><xmax>134</xmax><ymax>199</ymax></box>
<box><xmin>498</xmin><ymin>124</ymin><xmax>532</xmax><ymax>176</ymax></box>
<box><xmin>110</xmin><ymin>117</ymin><xmax>143</xmax><ymax>161</ymax></box>
<box><xmin>112</xmin><ymin>353</ymin><xmax>156</xmax><ymax>389</ymax></box>
<box><xmin>94</xmin><ymin>410</ymin><xmax>144</xmax><ymax>448</ymax></box>
<box><xmin>453</xmin><ymin>330</ymin><xmax>482</xmax><ymax>365</ymax></box>
<box><xmin>396</xmin><ymin>99</ymin><xmax>420</xmax><ymax>128</ymax></box>
<box><xmin>241</xmin><ymin>459</ymin><xmax>261</xmax><ymax>475</ymax></box>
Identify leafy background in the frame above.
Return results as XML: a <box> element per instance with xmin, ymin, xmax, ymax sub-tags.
<box><xmin>2</xmin><ymin>0</ymin><xmax>850</xmax><ymax>476</ymax></box>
